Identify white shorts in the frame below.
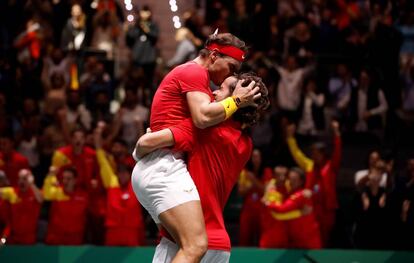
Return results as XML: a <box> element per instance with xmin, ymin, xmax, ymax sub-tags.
<box><xmin>152</xmin><ymin>237</ymin><xmax>231</xmax><ymax>263</ymax></box>
<box><xmin>131</xmin><ymin>149</ymin><xmax>200</xmax><ymax>224</ymax></box>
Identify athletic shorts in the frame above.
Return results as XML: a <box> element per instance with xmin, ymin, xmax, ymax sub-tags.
<box><xmin>152</xmin><ymin>237</ymin><xmax>230</xmax><ymax>263</ymax></box>
<box><xmin>131</xmin><ymin>149</ymin><xmax>200</xmax><ymax>224</ymax></box>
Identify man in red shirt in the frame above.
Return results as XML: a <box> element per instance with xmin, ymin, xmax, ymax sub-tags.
<box><xmin>263</xmin><ymin>168</ymin><xmax>321</xmax><ymax>249</ymax></box>
<box><xmin>135</xmin><ymin>73</ymin><xmax>269</xmax><ymax>262</ymax></box>
<box><xmin>286</xmin><ymin>121</ymin><xmax>342</xmax><ymax>246</ymax></box>
<box><xmin>43</xmin><ymin>166</ymin><xmax>88</xmax><ymax>245</ymax></box>
<box><xmin>0</xmin><ymin>134</ymin><xmax>30</xmax><ymax>187</ymax></box>
<box><xmin>51</xmin><ymin>129</ymin><xmax>105</xmax><ymax>244</ymax></box>
<box><xmin>132</xmin><ymin>32</ymin><xmax>260</xmax><ymax>262</ymax></box>
<box><xmin>94</xmin><ymin>125</ymin><xmax>145</xmax><ymax>246</ymax></box>
<box><xmin>0</xmin><ymin>169</ymin><xmax>42</xmax><ymax>245</ymax></box>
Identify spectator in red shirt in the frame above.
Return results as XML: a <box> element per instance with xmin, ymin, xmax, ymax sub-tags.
<box><xmin>238</xmin><ymin>148</ymin><xmax>272</xmax><ymax>246</ymax></box>
<box><xmin>260</xmin><ymin>165</ymin><xmax>304</xmax><ymax>248</ymax></box>
<box><xmin>0</xmin><ymin>134</ymin><xmax>30</xmax><ymax>187</ymax></box>
<box><xmin>94</xmin><ymin>124</ymin><xmax>145</xmax><ymax>246</ymax></box>
<box><xmin>263</xmin><ymin>167</ymin><xmax>322</xmax><ymax>249</ymax></box>
<box><xmin>286</xmin><ymin>121</ymin><xmax>342</xmax><ymax>246</ymax></box>
<box><xmin>0</xmin><ymin>169</ymin><xmax>42</xmax><ymax>245</ymax></box>
<box><xmin>43</xmin><ymin>166</ymin><xmax>88</xmax><ymax>245</ymax></box>
<box><xmin>50</xmin><ymin>128</ymin><xmax>105</xmax><ymax>244</ymax></box>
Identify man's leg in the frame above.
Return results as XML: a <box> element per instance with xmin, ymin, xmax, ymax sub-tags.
<box><xmin>158</xmin><ymin>201</ymin><xmax>208</xmax><ymax>263</ymax></box>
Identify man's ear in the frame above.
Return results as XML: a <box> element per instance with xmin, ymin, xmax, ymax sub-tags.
<box><xmin>210</xmin><ymin>50</ymin><xmax>220</xmax><ymax>62</ymax></box>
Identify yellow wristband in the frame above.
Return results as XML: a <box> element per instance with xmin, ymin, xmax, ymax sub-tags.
<box><xmin>220</xmin><ymin>97</ymin><xmax>238</xmax><ymax>120</ymax></box>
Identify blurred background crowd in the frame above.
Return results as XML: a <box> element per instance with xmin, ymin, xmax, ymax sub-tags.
<box><xmin>0</xmin><ymin>0</ymin><xmax>413</xmax><ymax>250</ymax></box>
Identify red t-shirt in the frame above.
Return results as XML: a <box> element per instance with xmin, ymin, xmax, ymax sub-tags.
<box><xmin>150</xmin><ymin>61</ymin><xmax>213</xmax><ymax>132</ymax></box>
<box><xmin>170</xmin><ymin>118</ymin><xmax>252</xmax><ymax>251</ymax></box>
<box><xmin>8</xmin><ymin>188</ymin><xmax>41</xmax><ymax>244</ymax></box>
<box><xmin>46</xmin><ymin>190</ymin><xmax>88</xmax><ymax>245</ymax></box>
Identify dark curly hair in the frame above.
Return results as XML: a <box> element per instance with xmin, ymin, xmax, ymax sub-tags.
<box><xmin>230</xmin><ymin>72</ymin><xmax>270</xmax><ymax>128</ymax></box>
<box><xmin>199</xmin><ymin>33</ymin><xmax>248</xmax><ymax>58</ymax></box>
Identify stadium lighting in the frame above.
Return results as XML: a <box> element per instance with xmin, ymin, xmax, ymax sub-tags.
<box><xmin>127</xmin><ymin>14</ymin><xmax>134</xmax><ymax>22</ymax></box>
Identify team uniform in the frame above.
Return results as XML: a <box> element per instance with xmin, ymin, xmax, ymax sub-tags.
<box><xmin>0</xmin><ymin>151</ymin><xmax>30</xmax><ymax>187</ymax></box>
<box><xmin>259</xmin><ymin>179</ymin><xmax>302</xmax><ymax>248</ymax></box>
<box><xmin>238</xmin><ymin>168</ymin><xmax>272</xmax><ymax>246</ymax></box>
<box><xmin>51</xmin><ymin>145</ymin><xmax>105</xmax><ymax>244</ymax></box>
<box><xmin>152</xmin><ymin>118</ymin><xmax>252</xmax><ymax>262</ymax></box>
<box><xmin>43</xmin><ymin>173</ymin><xmax>88</xmax><ymax>245</ymax></box>
<box><xmin>0</xmin><ymin>187</ymin><xmax>41</xmax><ymax>244</ymax></box>
<box><xmin>96</xmin><ymin>149</ymin><xmax>145</xmax><ymax>246</ymax></box>
<box><xmin>287</xmin><ymin>135</ymin><xmax>341</xmax><ymax>245</ymax></box>
<box><xmin>131</xmin><ymin>61</ymin><xmax>212</xmax><ymax>224</ymax></box>
<box><xmin>266</xmin><ymin>188</ymin><xmax>322</xmax><ymax>249</ymax></box>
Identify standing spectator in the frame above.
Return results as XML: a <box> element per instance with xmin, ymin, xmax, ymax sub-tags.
<box><xmin>0</xmin><ymin>134</ymin><xmax>30</xmax><ymax>187</ymax></box>
<box><xmin>91</xmin><ymin>11</ymin><xmax>120</xmax><ymax>60</ymax></box>
<box><xmin>399</xmin><ymin>158</ymin><xmax>414</xmax><ymax>250</ymax></box>
<box><xmin>126</xmin><ymin>5</ymin><xmax>159</xmax><ymax>89</ymax></box>
<box><xmin>286</xmin><ymin>121</ymin><xmax>342</xmax><ymax>246</ymax></box>
<box><xmin>297</xmin><ymin>78</ymin><xmax>325</xmax><ymax>136</ymax></box>
<box><xmin>0</xmin><ymin>169</ymin><xmax>42</xmax><ymax>245</ymax></box>
<box><xmin>14</xmin><ymin>19</ymin><xmax>42</xmax><ymax>65</ymax></box>
<box><xmin>119</xmin><ymin>87</ymin><xmax>149</xmax><ymax>151</ymax></box>
<box><xmin>275</xmin><ymin>56</ymin><xmax>314</xmax><ymax>122</ymax></box>
<box><xmin>355</xmin><ymin>150</ymin><xmax>387</xmax><ymax>189</ymax></box>
<box><xmin>167</xmin><ymin>27</ymin><xmax>198</xmax><ymax>68</ymax></box>
<box><xmin>260</xmin><ymin>166</ymin><xmax>304</xmax><ymax>248</ymax></box>
<box><xmin>348</xmin><ymin>69</ymin><xmax>388</xmax><ymax>132</ymax></box>
<box><xmin>50</xmin><ymin>128</ymin><xmax>105</xmax><ymax>245</ymax></box>
<box><xmin>43</xmin><ymin>166</ymin><xmax>88</xmax><ymax>245</ymax></box>
<box><xmin>327</xmin><ymin>63</ymin><xmax>357</xmax><ymax>122</ymax></box>
<box><xmin>263</xmin><ymin>167</ymin><xmax>321</xmax><ymax>249</ymax></box>
<box><xmin>353</xmin><ymin>160</ymin><xmax>389</xmax><ymax>249</ymax></box>
<box><xmin>335</xmin><ymin>0</ymin><xmax>361</xmax><ymax>31</ymax></box>
<box><xmin>94</xmin><ymin>123</ymin><xmax>145</xmax><ymax>246</ymax></box>
<box><xmin>238</xmin><ymin>149</ymin><xmax>272</xmax><ymax>246</ymax></box>
<box><xmin>61</xmin><ymin>3</ymin><xmax>87</xmax><ymax>51</ymax></box>
<box><xmin>41</xmin><ymin>47</ymin><xmax>71</xmax><ymax>89</ymax></box>
<box><xmin>65</xmin><ymin>90</ymin><xmax>92</xmax><ymax>132</ymax></box>
<box><xmin>284</xmin><ymin>21</ymin><xmax>315</xmax><ymax>66</ymax></box>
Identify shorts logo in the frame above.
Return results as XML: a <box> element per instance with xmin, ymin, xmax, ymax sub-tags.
<box><xmin>183</xmin><ymin>188</ymin><xmax>194</xmax><ymax>193</ymax></box>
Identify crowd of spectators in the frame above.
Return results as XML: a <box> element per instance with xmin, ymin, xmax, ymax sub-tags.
<box><xmin>0</xmin><ymin>0</ymin><xmax>413</xmax><ymax>250</ymax></box>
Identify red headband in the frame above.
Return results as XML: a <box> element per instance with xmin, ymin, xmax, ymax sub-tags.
<box><xmin>206</xmin><ymin>43</ymin><xmax>245</xmax><ymax>62</ymax></box>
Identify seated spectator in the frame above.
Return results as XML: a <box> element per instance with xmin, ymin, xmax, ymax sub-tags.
<box><xmin>297</xmin><ymin>78</ymin><xmax>325</xmax><ymax>136</ymax></box>
<box><xmin>348</xmin><ymin>69</ymin><xmax>388</xmax><ymax>132</ymax></box>
<box><xmin>355</xmin><ymin>150</ymin><xmax>387</xmax><ymax>189</ymax></box>
<box><xmin>43</xmin><ymin>166</ymin><xmax>88</xmax><ymax>245</ymax></box>
<box><xmin>0</xmin><ymin>133</ymin><xmax>30</xmax><ymax>187</ymax></box>
<box><xmin>263</xmin><ymin>167</ymin><xmax>321</xmax><ymax>249</ymax></box>
<box><xmin>238</xmin><ymin>148</ymin><xmax>272</xmax><ymax>246</ymax></box>
<box><xmin>0</xmin><ymin>169</ymin><xmax>42</xmax><ymax>245</ymax></box>
<box><xmin>353</xmin><ymin>160</ymin><xmax>389</xmax><ymax>249</ymax></box>
<box><xmin>41</xmin><ymin>47</ymin><xmax>71</xmax><ymax>89</ymax></box>
<box><xmin>286</xmin><ymin>121</ymin><xmax>342</xmax><ymax>246</ymax></box>
<box><xmin>284</xmin><ymin>21</ymin><xmax>315</xmax><ymax>66</ymax></box>
<box><xmin>94</xmin><ymin>123</ymin><xmax>145</xmax><ymax>246</ymax></box>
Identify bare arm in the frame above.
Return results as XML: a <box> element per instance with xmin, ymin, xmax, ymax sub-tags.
<box><xmin>134</xmin><ymin>129</ymin><xmax>175</xmax><ymax>159</ymax></box>
<box><xmin>186</xmin><ymin>80</ymin><xmax>260</xmax><ymax>129</ymax></box>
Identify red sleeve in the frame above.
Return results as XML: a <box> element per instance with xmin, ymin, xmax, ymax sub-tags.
<box><xmin>330</xmin><ymin>135</ymin><xmax>342</xmax><ymax>172</ymax></box>
<box><xmin>178</xmin><ymin>64</ymin><xmax>210</xmax><ymax>95</ymax></box>
<box><xmin>267</xmin><ymin>191</ymin><xmax>307</xmax><ymax>213</ymax></box>
<box><xmin>169</xmin><ymin>118</ymin><xmax>196</xmax><ymax>152</ymax></box>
